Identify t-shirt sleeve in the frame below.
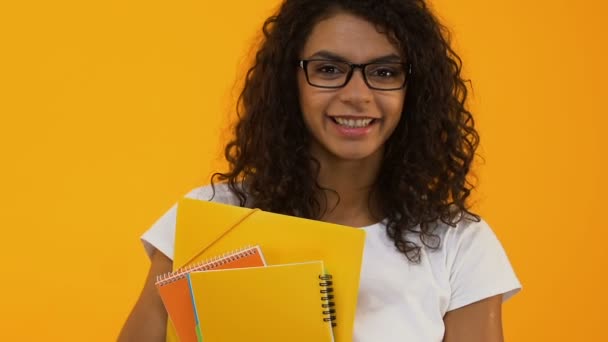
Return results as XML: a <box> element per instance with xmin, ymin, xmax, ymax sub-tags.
<box><xmin>445</xmin><ymin>218</ymin><xmax>521</xmax><ymax>311</ymax></box>
<box><xmin>140</xmin><ymin>185</ymin><xmax>233</xmax><ymax>261</ymax></box>
<box><xmin>140</xmin><ymin>202</ymin><xmax>179</xmax><ymax>261</ymax></box>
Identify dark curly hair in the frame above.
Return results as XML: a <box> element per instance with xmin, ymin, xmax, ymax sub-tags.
<box><xmin>211</xmin><ymin>0</ymin><xmax>480</xmax><ymax>262</ymax></box>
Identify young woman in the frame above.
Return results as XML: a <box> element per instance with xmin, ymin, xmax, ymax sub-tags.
<box><xmin>119</xmin><ymin>0</ymin><xmax>521</xmax><ymax>341</ymax></box>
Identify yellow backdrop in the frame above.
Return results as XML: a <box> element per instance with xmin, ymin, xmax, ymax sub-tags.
<box><xmin>1</xmin><ymin>0</ymin><xmax>606</xmax><ymax>340</ymax></box>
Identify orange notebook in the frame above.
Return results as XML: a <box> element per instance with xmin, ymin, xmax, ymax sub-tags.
<box><xmin>155</xmin><ymin>245</ymin><xmax>266</xmax><ymax>342</ymax></box>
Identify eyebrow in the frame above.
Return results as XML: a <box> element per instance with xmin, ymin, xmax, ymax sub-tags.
<box><xmin>307</xmin><ymin>50</ymin><xmax>403</xmax><ymax>63</ymax></box>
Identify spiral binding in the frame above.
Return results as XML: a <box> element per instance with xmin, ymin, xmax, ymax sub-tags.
<box><xmin>155</xmin><ymin>245</ymin><xmax>258</xmax><ymax>286</ymax></box>
<box><xmin>319</xmin><ymin>274</ymin><xmax>337</xmax><ymax>327</ymax></box>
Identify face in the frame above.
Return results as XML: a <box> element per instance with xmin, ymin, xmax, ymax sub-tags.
<box><xmin>297</xmin><ymin>11</ymin><xmax>406</xmax><ymax>163</ymax></box>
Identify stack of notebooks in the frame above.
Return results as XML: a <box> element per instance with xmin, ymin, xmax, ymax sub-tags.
<box><xmin>156</xmin><ymin>198</ymin><xmax>366</xmax><ymax>342</ymax></box>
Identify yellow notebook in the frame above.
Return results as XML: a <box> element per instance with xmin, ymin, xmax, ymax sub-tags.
<box><xmin>188</xmin><ymin>261</ymin><xmax>335</xmax><ymax>341</ymax></box>
<box><xmin>168</xmin><ymin>198</ymin><xmax>366</xmax><ymax>342</ymax></box>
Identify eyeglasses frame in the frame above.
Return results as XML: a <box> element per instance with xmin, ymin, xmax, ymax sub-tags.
<box><xmin>298</xmin><ymin>59</ymin><xmax>412</xmax><ymax>91</ymax></box>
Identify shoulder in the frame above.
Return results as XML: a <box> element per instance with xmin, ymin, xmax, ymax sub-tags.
<box><xmin>431</xmin><ymin>216</ymin><xmax>507</xmax><ymax>274</ymax></box>
<box><xmin>438</xmin><ymin>215</ymin><xmax>498</xmax><ymax>252</ymax></box>
<box><xmin>183</xmin><ymin>182</ymin><xmax>241</xmax><ymax>206</ymax></box>
<box><xmin>140</xmin><ymin>183</ymin><xmax>241</xmax><ymax>261</ymax></box>
<box><xmin>399</xmin><ymin>215</ymin><xmax>499</xmax><ymax>256</ymax></box>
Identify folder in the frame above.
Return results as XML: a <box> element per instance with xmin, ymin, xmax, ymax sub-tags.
<box><xmin>188</xmin><ymin>261</ymin><xmax>335</xmax><ymax>341</ymax></box>
<box><xmin>157</xmin><ymin>246</ymin><xmax>266</xmax><ymax>342</ymax></box>
<box><xmin>168</xmin><ymin>198</ymin><xmax>366</xmax><ymax>342</ymax></box>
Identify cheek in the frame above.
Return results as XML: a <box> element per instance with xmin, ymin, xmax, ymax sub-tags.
<box><xmin>298</xmin><ymin>77</ymin><xmax>328</xmax><ymax>116</ymax></box>
<box><xmin>378</xmin><ymin>92</ymin><xmax>406</xmax><ymax>121</ymax></box>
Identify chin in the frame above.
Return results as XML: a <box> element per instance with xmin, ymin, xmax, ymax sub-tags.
<box><xmin>310</xmin><ymin>138</ymin><xmax>384</xmax><ymax>163</ymax></box>
<box><xmin>330</xmin><ymin>147</ymin><xmax>382</xmax><ymax>162</ymax></box>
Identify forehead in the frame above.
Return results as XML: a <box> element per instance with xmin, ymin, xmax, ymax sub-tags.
<box><xmin>301</xmin><ymin>11</ymin><xmax>401</xmax><ymax>62</ymax></box>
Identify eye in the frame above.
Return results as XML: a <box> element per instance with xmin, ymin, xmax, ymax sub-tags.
<box><xmin>317</xmin><ymin>64</ymin><xmax>345</xmax><ymax>74</ymax></box>
<box><xmin>371</xmin><ymin>67</ymin><xmax>400</xmax><ymax>78</ymax></box>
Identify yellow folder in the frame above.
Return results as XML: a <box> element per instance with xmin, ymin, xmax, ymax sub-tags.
<box><xmin>167</xmin><ymin>198</ymin><xmax>366</xmax><ymax>342</ymax></box>
<box><xmin>188</xmin><ymin>261</ymin><xmax>335</xmax><ymax>341</ymax></box>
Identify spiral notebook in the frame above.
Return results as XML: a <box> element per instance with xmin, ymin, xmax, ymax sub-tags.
<box><xmin>156</xmin><ymin>246</ymin><xmax>267</xmax><ymax>342</ymax></box>
<box><xmin>188</xmin><ymin>260</ymin><xmax>335</xmax><ymax>342</ymax></box>
<box><xmin>170</xmin><ymin>198</ymin><xmax>366</xmax><ymax>342</ymax></box>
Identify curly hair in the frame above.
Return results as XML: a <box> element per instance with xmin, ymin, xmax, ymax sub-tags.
<box><xmin>211</xmin><ymin>0</ymin><xmax>480</xmax><ymax>262</ymax></box>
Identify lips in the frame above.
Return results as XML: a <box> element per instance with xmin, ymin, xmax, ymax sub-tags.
<box><xmin>328</xmin><ymin>115</ymin><xmax>379</xmax><ymax>128</ymax></box>
<box><xmin>324</xmin><ymin>114</ymin><xmax>378</xmax><ymax>138</ymax></box>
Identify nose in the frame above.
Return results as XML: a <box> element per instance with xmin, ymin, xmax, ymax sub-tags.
<box><xmin>338</xmin><ymin>68</ymin><xmax>373</xmax><ymax>105</ymax></box>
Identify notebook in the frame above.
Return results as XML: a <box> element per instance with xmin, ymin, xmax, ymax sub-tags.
<box><xmin>156</xmin><ymin>245</ymin><xmax>266</xmax><ymax>342</ymax></box>
<box><xmin>188</xmin><ymin>260</ymin><xmax>335</xmax><ymax>342</ymax></box>
<box><xmin>169</xmin><ymin>198</ymin><xmax>366</xmax><ymax>342</ymax></box>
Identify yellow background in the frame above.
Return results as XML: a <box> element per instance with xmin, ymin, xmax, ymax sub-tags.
<box><xmin>1</xmin><ymin>0</ymin><xmax>606</xmax><ymax>340</ymax></box>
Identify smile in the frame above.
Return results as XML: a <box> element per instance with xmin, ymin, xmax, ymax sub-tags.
<box><xmin>331</xmin><ymin>117</ymin><xmax>377</xmax><ymax>128</ymax></box>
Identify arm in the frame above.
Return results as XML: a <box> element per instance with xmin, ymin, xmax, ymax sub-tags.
<box><xmin>118</xmin><ymin>249</ymin><xmax>173</xmax><ymax>342</ymax></box>
<box><xmin>443</xmin><ymin>294</ymin><xmax>504</xmax><ymax>342</ymax></box>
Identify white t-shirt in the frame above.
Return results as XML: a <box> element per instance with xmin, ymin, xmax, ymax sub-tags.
<box><xmin>142</xmin><ymin>184</ymin><xmax>521</xmax><ymax>342</ymax></box>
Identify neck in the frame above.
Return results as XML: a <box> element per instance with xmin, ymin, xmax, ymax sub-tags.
<box><xmin>311</xmin><ymin>146</ymin><xmax>383</xmax><ymax>227</ymax></box>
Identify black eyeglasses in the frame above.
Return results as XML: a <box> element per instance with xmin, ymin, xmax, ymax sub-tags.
<box><xmin>298</xmin><ymin>59</ymin><xmax>411</xmax><ymax>91</ymax></box>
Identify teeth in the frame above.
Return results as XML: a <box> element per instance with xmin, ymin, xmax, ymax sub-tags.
<box><xmin>334</xmin><ymin>117</ymin><xmax>373</xmax><ymax>128</ymax></box>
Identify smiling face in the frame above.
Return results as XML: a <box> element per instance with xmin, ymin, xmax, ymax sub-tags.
<box><xmin>297</xmin><ymin>11</ymin><xmax>406</xmax><ymax>164</ymax></box>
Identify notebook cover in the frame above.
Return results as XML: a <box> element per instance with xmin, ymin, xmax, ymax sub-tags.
<box><xmin>171</xmin><ymin>198</ymin><xmax>366</xmax><ymax>342</ymax></box>
<box><xmin>188</xmin><ymin>261</ymin><xmax>334</xmax><ymax>342</ymax></box>
<box><xmin>157</xmin><ymin>246</ymin><xmax>266</xmax><ymax>342</ymax></box>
